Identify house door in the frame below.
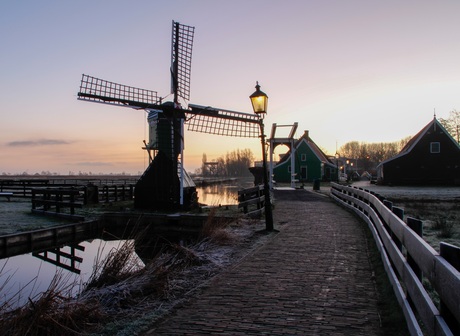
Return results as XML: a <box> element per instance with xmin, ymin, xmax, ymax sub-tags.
<box><xmin>300</xmin><ymin>166</ymin><xmax>307</xmax><ymax>181</ymax></box>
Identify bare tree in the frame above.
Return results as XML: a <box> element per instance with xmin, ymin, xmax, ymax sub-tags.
<box><xmin>201</xmin><ymin>149</ymin><xmax>255</xmax><ymax>177</ymax></box>
<box><xmin>439</xmin><ymin>109</ymin><xmax>460</xmax><ymax>143</ymax></box>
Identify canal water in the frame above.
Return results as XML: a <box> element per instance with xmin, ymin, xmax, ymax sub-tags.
<box><xmin>0</xmin><ymin>238</ymin><xmax>144</xmax><ymax>309</ymax></box>
<box><xmin>0</xmin><ymin>178</ymin><xmax>254</xmax><ymax>310</ymax></box>
<box><xmin>195</xmin><ymin>178</ymin><xmax>254</xmax><ymax>206</ymax></box>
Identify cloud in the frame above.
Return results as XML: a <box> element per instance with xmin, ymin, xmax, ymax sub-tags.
<box><xmin>75</xmin><ymin>162</ymin><xmax>114</xmax><ymax>167</ymax></box>
<box><xmin>7</xmin><ymin>139</ymin><xmax>71</xmax><ymax>147</ymax></box>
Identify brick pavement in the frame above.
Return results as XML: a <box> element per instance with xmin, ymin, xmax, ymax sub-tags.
<box><xmin>145</xmin><ymin>189</ymin><xmax>384</xmax><ymax>335</ymax></box>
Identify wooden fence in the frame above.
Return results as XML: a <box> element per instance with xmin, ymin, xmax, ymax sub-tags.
<box><xmin>331</xmin><ymin>182</ymin><xmax>459</xmax><ymax>336</ymax></box>
<box><xmin>31</xmin><ymin>188</ymin><xmax>85</xmax><ymax>221</ymax></box>
<box><xmin>0</xmin><ymin>179</ymin><xmax>50</xmax><ymax>197</ymax></box>
<box><xmin>238</xmin><ymin>185</ymin><xmax>265</xmax><ymax>218</ymax></box>
<box><xmin>0</xmin><ymin>179</ymin><xmax>135</xmax><ymax>204</ymax></box>
<box><xmin>99</xmin><ymin>184</ymin><xmax>134</xmax><ymax>203</ymax></box>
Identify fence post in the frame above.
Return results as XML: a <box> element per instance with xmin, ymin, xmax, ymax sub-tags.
<box><xmin>121</xmin><ymin>185</ymin><xmax>125</xmax><ymax>201</ymax></box>
<box><xmin>104</xmin><ymin>186</ymin><xmax>109</xmax><ymax>203</ymax></box>
<box><xmin>392</xmin><ymin>206</ymin><xmax>404</xmax><ymax>252</ymax></box>
<box><xmin>406</xmin><ymin>217</ymin><xmax>423</xmax><ymax>280</ymax></box>
<box><xmin>32</xmin><ymin>189</ymin><xmax>36</xmax><ymax>210</ymax></box>
<box><xmin>440</xmin><ymin>242</ymin><xmax>460</xmax><ymax>334</ymax></box>
<box><xmin>70</xmin><ymin>192</ymin><xmax>75</xmax><ymax>215</ymax></box>
<box><xmin>383</xmin><ymin>200</ymin><xmax>393</xmax><ymax>209</ymax></box>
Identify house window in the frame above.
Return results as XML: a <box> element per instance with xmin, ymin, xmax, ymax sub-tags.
<box><xmin>300</xmin><ymin>166</ymin><xmax>307</xmax><ymax>179</ymax></box>
<box><xmin>430</xmin><ymin>142</ymin><xmax>440</xmax><ymax>153</ymax></box>
<box><xmin>301</xmin><ymin>154</ymin><xmax>306</xmax><ymax>161</ymax></box>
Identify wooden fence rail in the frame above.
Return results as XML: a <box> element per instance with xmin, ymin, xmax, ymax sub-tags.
<box><xmin>0</xmin><ymin>179</ymin><xmax>50</xmax><ymax>197</ymax></box>
<box><xmin>31</xmin><ymin>188</ymin><xmax>85</xmax><ymax>221</ymax></box>
<box><xmin>100</xmin><ymin>184</ymin><xmax>134</xmax><ymax>203</ymax></box>
<box><xmin>331</xmin><ymin>183</ymin><xmax>459</xmax><ymax>336</ymax></box>
<box><xmin>0</xmin><ymin>179</ymin><xmax>136</xmax><ymax>202</ymax></box>
<box><xmin>238</xmin><ymin>185</ymin><xmax>265</xmax><ymax>218</ymax></box>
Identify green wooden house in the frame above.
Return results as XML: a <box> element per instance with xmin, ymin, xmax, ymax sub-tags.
<box><xmin>273</xmin><ymin>130</ymin><xmax>337</xmax><ymax>183</ymax></box>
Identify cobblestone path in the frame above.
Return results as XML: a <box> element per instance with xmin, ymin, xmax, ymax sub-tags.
<box><xmin>145</xmin><ymin>189</ymin><xmax>384</xmax><ymax>335</ymax></box>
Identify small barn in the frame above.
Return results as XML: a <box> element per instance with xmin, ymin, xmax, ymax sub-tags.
<box><xmin>377</xmin><ymin>117</ymin><xmax>460</xmax><ymax>185</ymax></box>
<box><xmin>273</xmin><ymin>130</ymin><xmax>337</xmax><ymax>183</ymax></box>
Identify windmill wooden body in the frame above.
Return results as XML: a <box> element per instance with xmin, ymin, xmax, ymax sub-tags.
<box><xmin>77</xmin><ymin>21</ymin><xmax>261</xmax><ymax>211</ymax></box>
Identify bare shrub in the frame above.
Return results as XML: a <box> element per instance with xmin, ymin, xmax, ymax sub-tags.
<box><xmin>0</xmin><ymin>272</ymin><xmax>105</xmax><ymax>336</ymax></box>
<box><xmin>432</xmin><ymin>214</ymin><xmax>456</xmax><ymax>238</ymax></box>
<box><xmin>200</xmin><ymin>208</ymin><xmax>235</xmax><ymax>245</ymax></box>
<box><xmin>85</xmin><ymin>238</ymin><xmax>143</xmax><ymax>290</ymax></box>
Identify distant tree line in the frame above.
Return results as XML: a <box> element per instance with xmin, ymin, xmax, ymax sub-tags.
<box><xmin>338</xmin><ymin>137</ymin><xmax>412</xmax><ymax>164</ymax></box>
<box><xmin>201</xmin><ymin>149</ymin><xmax>254</xmax><ymax>177</ymax></box>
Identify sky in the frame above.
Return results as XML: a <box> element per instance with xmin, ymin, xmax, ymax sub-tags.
<box><xmin>1</xmin><ymin>0</ymin><xmax>459</xmax><ymax>175</ymax></box>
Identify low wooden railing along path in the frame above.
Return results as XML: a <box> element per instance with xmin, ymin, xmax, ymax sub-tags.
<box><xmin>237</xmin><ymin>185</ymin><xmax>265</xmax><ymax>218</ymax></box>
<box><xmin>331</xmin><ymin>182</ymin><xmax>460</xmax><ymax>336</ymax></box>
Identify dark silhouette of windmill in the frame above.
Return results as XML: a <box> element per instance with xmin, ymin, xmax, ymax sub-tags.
<box><xmin>77</xmin><ymin>21</ymin><xmax>261</xmax><ymax>211</ymax></box>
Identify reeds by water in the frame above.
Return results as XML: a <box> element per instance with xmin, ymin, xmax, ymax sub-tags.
<box><xmin>0</xmin><ymin>212</ymin><xmax>246</xmax><ymax>335</ymax></box>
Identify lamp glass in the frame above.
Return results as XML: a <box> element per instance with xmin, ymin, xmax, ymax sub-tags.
<box><xmin>249</xmin><ymin>82</ymin><xmax>268</xmax><ymax>117</ymax></box>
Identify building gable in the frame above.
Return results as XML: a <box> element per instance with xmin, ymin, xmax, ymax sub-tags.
<box><xmin>378</xmin><ymin>117</ymin><xmax>460</xmax><ymax>185</ymax></box>
<box><xmin>273</xmin><ymin>130</ymin><xmax>336</xmax><ymax>182</ymax></box>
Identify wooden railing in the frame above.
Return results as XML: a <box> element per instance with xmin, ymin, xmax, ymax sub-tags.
<box><xmin>1</xmin><ymin>179</ymin><xmax>134</xmax><ymax>205</ymax></box>
<box><xmin>31</xmin><ymin>188</ymin><xmax>85</xmax><ymax>221</ymax></box>
<box><xmin>99</xmin><ymin>184</ymin><xmax>134</xmax><ymax>203</ymax></box>
<box><xmin>0</xmin><ymin>179</ymin><xmax>50</xmax><ymax>197</ymax></box>
<box><xmin>0</xmin><ymin>179</ymin><xmax>135</xmax><ymax>203</ymax></box>
<box><xmin>238</xmin><ymin>185</ymin><xmax>265</xmax><ymax>218</ymax></box>
<box><xmin>331</xmin><ymin>183</ymin><xmax>459</xmax><ymax>336</ymax></box>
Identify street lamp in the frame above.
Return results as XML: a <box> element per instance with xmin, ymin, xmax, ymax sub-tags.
<box><xmin>250</xmin><ymin>82</ymin><xmax>274</xmax><ymax>231</ymax></box>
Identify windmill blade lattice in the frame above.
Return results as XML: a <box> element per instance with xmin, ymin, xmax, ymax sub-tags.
<box><xmin>171</xmin><ymin>21</ymin><xmax>195</xmax><ymax>102</ymax></box>
<box><xmin>187</xmin><ymin>104</ymin><xmax>261</xmax><ymax>138</ymax></box>
<box><xmin>78</xmin><ymin>74</ymin><xmax>160</xmax><ymax>109</ymax></box>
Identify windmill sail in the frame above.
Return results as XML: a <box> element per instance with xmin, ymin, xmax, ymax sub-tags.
<box><xmin>78</xmin><ymin>74</ymin><xmax>160</xmax><ymax>109</ymax></box>
<box><xmin>187</xmin><ymin>104</ymin><xmax>261</xmax><ymax>138</ymax></box>
<box><xmin>171</xmin><ymin>21</ymin><xmax>195</xmax><ymax>105</ymax></box>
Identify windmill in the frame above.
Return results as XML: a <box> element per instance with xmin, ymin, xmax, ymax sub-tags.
<box><xmin>77</xmin><ymin>21</ymin><xmax>262</xmax><ymax>211</ymax></box>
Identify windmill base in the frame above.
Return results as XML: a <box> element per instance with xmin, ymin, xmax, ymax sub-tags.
<box><xmin>134</xmin><ymin>151</ymin><xmax>197</xmax><ymax>211</ymax></box>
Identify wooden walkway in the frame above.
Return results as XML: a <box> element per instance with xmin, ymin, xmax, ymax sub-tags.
<box><xmin>144</xmin><ymin>189</ymin><xmax>387</xmax><ymax>335</ymax></box>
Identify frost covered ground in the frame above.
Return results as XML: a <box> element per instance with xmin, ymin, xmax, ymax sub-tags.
<box><xmin>351</xmin><ymin>180</ymin><xmax>460</xmax><ymax>201</ymax></box>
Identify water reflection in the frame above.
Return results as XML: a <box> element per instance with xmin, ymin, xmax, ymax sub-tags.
<box><xmin>196</xmin><ymin>178</ymin><xmax>254</xmax><ymax>206</ymax></box>
<box><xmin>0</xmin><ymin>239</ymin><xmax>141</xmax><ymax>309</ymax></box>
<box><xmin>0</xmin><ymin>180</ymin><xmax>256</xmax><ymax>310</ymax></box>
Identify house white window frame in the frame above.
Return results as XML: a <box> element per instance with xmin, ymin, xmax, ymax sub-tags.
<box><xmin>301</xmin><ymin>154</ymin><xmax>307</xmax><ymax>161</ymax></box>
<box><xmin>430</xmin><ymin>142</ymin><xmax>440</xmax><ymax>153</ymax></box>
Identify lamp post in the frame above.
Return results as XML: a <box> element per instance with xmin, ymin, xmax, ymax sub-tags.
<box><xmin>250</xmin><ymin>82</ymin><xmax>274</xmax><ymax>231</ymax></box>
<box><xmin>335</xmin><ymin>152</ymin><xmax>340</xmax><ymax>182</ymax></box>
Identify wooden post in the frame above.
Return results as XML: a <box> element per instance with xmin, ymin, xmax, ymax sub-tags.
<box><xmin>440</xmin><ymin>242</ymin><xmax>460</xmax><ymax>335</ymax></box>
<box><xmin>383</xmin><ymin>200</ymin><xmax>393</xmax><ymax>209</ymax></box>
<box><xmin>406</xmin><ymin>217</ymin><xmax>423</xmax><ymax>280</ymax></box>
<box><xmin>32</xmin><ymin>189</ymin><xmax>36</xmax><ymax>210</ymax></box>
<box><xmin>440</xmin><ymin>242</ymin><xmax>460</xmax><ymax>272</ymax></box>
<box><xmin>392</xmin><ymin>206</ymin><xmax>404</xmax><ymax>251</ymax></box>
<box><xmin>121</xmin><ymin>185</ymin><xmax>126</xmax><ymax>201</ymax></box>
<box><xmin>56</xmin><ymin>191</ymin><xmax>61</xmax><ymax>213</ymax></box>
<box><xmin>70</xmin><ymin>192</ymin><xmax>75</xmax><ymax>215</ymax></box>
